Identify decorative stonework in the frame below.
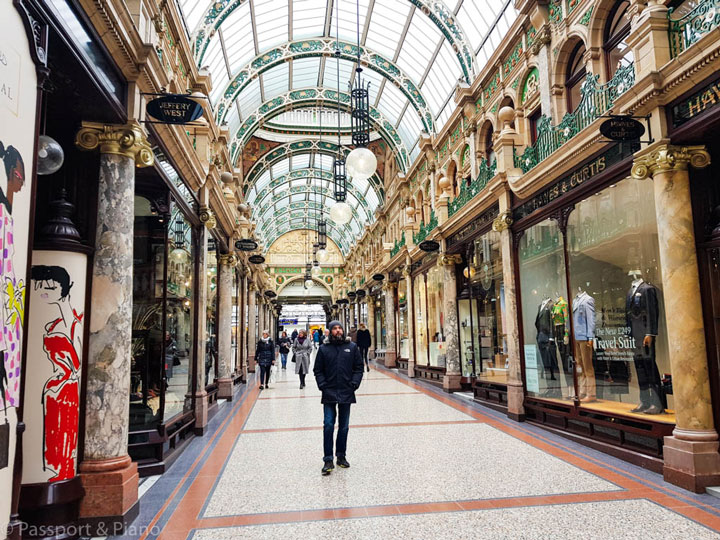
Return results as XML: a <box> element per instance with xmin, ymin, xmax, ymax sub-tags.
<box><xmin>631</xmin><ymin>144</ymin><xmax>711</xmax><ymax>179</ymax></box>
<box><xmin>492</xmin><ymin>211</ymin><xmax>514</xmax><ymax>232</ymax></box>
<box><xmin>75</xmin><ymin>122</ymin><xmax>153</xmax><ymax>166</ymax></box>
<box><xmin>219</xmin><ymin>253</ymin><xmax>238</xmax><ymax>267</ymax></box>
<box><xmin>199</xmin><ymin>205</ymin><xmax>217</xmax><ymax>229</ymax></box>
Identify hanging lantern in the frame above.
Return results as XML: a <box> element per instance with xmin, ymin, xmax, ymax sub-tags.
<box><xmin>330</xmin><ymin>201</ymin><xmax>352</xmax><ymax>225</ymax></box>
<box><xmin>37</xmin><ymin>135</ymin><xmax>65</xmax><ymax>175</ymax></box>
<box><xmin>346</xmin><ymin>147</ymin><xmax>376</xmax><ymax>181</ymax></box>
<box><xmin>317</xmin><ymin>247</ymin><xmax>329</xmax><ymax>262</ymax></box>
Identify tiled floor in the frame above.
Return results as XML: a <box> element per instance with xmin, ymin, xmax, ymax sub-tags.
<box><xmin>115</xmin><ymin>356</ymin><xmax>720</xmax><ymax>540</ymax></box>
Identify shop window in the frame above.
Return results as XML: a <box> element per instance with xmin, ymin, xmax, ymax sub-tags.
<box><xmin>458</xmin><ymin>231</ymin><xmax>507</xmax><ymax>382</ymax></box>
<box><xmin>414</xmin><ymin>273</ymin><xmax>428</xmax><ymax>366</ymax></box>
<box><xmin>566</xmin><ymin>41</ymin><xmax>587</xmax><ymax>112</ymax></box>
<box><xmin>427</xmin><ymin>265</ymin><xmax>446</xmax><ymax>367</ymax></box>
<box><xmin>604</xmin><ymin>1</ymin><xmax>633</xmax><ymax>80</ymax></box>
<box><xmin>518</xmin><ymin>177</ymin><xmax>675</xmax><ymax>423</ymax></box>
<box><xmin>398</xmin><ymin>279</ymin><xmax>409</xmax><ymax>359</ymax></box>
<box><xmin>205</xmin><ymin>240</ymin><xmax>218</xmax><ymax>387</ymax></box>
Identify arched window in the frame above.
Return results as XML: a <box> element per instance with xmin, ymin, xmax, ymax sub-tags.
<box><xmin>565</xmin><ymin>41</ymin><xmax>587</xmax><ymax>112</ymax></box>
<box><xmin>485</xmin><ymin>127</ymin><xmax>495</xmax><ymax>166</ymax></box>
<box><xmin>604</xmin><ymin>1</ymin><xmax>632</xmax><ymax>79</ymax></box>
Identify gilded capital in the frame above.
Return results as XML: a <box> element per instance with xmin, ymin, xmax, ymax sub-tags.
<box><xmin>492</xmin><ymin>211</ymin><xmax>513</xmax><ymax>232</ymax></box>
<box><xmin>219</xmin><ymin>253</ymin><xmax>238</xmax><ymax>267</ymax></box>
<box><xmin>439</xmin><ymin>254</ymin><xmax>462</xmax><ymax>266</ymax></box>
<box><xmin>199</xmin><ymin>205</ymin><xmax>217</xmax><ymax>229</ymax></box>
<box><xmin>75</xmin><ymin>121</ymin><xmax>153</xmax><ymax>167</ymax></box>
<box><xmin>631</xmin><ymin>144</ymin><xmax>711</xmax><ymax>180</ymax></box>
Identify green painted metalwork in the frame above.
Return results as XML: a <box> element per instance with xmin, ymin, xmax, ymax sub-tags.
<box><xmin>448</xmin><ymin>159</ymin><xmax>497</xmax><ymax>217</ymax></box>
<box><xmin>413</xmin><ymin>210</ymin><xmax>438</xmax><ymax>245</ymax></box>
<box><xmin>669</xmin><ymin>0</ymin><xmax>720</xmax><ymax>57</ymax></box>
<box><xmin>390</xmin><ymin>235</ymin><xmax>406</xmax><ymax>258</ymax></box>
<box><xmin>514</xmin><ymin>63</ymin><xmax>635</xmax><ymax>173</ymax></box>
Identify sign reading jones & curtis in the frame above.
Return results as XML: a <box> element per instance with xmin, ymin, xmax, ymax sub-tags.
<box><xmin>146</xmin><ymin>94</ymin><xmax>204</xmax><ymax>124</ymax></box>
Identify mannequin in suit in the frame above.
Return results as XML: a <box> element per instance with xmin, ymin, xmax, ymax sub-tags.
<box><xmin>626</xmin><ymin>271</ymin><xmax>664</xmax><ymax>414</ymax></box>
<box><xmin>573</xmin><ymin>289</ymin><xmax>596</xmax><ymax>402</ymax></box>
<box><xmin>535</xmin><ymin>297</ymin><xmax>560</xmax><ymax>396</ymax></box>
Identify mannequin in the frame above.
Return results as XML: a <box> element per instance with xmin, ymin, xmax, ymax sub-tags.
<box><xmin>573</xmin><ymin>287</ymin><xmax>596</xmax><ymax>402</ymax></box>
<box><xmin>535</xmin><ymin>296</ymin><xmax>560</xmax><ymax>396</ymax></box>
<box><xmin>551</xmin><ymin>293</ymin><xmax>572</xmax><ymax>391</ymax></box>
<box><xmin>626</xmin><ymin>270</ymin><xmax>664</xmax><ymax>414</ymax></box>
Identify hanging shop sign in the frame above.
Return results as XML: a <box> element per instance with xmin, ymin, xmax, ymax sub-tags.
<box><xmin>337</xmin><ymin>298</ymin><xmax>349</xmax><ymax>305</ymax></box>
<box><xmin>418</xmin><ymin>240</ymin><xmax>440</xmax><ymax>252</ymax></box>
<box><xmin>235</xmin><ymin>238</ymin><xmax>258</xmax><ymax>251</ymax></box>
<box><xmin>671</xmin><ymin>75</ymin><xmax>720</xmax><ymax>128</ymax></box>
<box><xmin>356</xmin><ymin>289</ymin><xmax>366</xmax><ymax>298</ymax></box>
<box><xmin>347</xmin><ymin>291</ymin><xmax>357</xmax><ymax>299</ymax></box>
<box><xmin>513</xmin><ymin>142</ymin><xmax>637</xmax><ymax>221</ymax></box>
<box><xmin>279</xmin><ymin>318</ymin><xmax>298</xmax><ymax>325</ymax></box>
<box><xmin>599</xmin><ymin>116</ymin><xmax>645</xmax><ymax>141</ymax></box>
<box><xmin>248</xmin><ymin>254</ymin><xmax>266</xmax><ymax>264</ymax></box>
<box><xmin>264</xmin><ymin>290</ymin><xmax>276</xmax><ymax>298</ymax></box>
<box><xmin>146</xmin><ymin>94</ymin><xmax>204</xmax><ymax>124</ymax></box>
<box><xmin>372</xmin><ymin>273</ymin><xmax>385</xmax><ymax>281</ymax></box>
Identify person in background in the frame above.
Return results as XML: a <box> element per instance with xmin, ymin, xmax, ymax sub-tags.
<box><xmin>293</xmin><ymin>329</ymin><xmax>313</xmax><ymax>389</ymax></box>
<box><xmin>314</xmin><ymin>320</ymin><xmax>364</xmax><ymax>475</ymax></box>
<box><xmin>256</xmin><ymin>330</ymin><xmax>275</xmax><ymax>390</ymax></box>
<box><xmin>356</xmin><ymin>323</ymin><xmax>372</xmax><ymax>372</ymax></box>
<box><xmin>313</xmin><ymin>328</ymin><xmax>322</xmax><ymax>349</ymax></box>
<box><xmin>349</xmin><ymin>326</ymin><xmax>358</xmax><ymax>343</ymax></box>
<box><xmin>291</xmin><ymin>329</ymin><xmax>298</xmax><ymax>341</ymax></box>
<box><xmin>278</xmin><ymin>331</ymin><xmax>292</xmax><ymax>370</ymax></box>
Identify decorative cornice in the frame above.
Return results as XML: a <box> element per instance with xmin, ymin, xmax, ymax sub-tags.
<box><xmin>75</xmin><ymin>122</ymin><xmax>153</xmax><ymax>166</ymax></box>
<box><xmin>528</xmin><ymin>24</ymin><xmax>551</xmax><ymax>56</ymax></box>
<box><xmin>631</xmin><ymin>143</ymin><xmax>711</xmax><ymax>180</ymax></box>
<box><xmin>492</xmin><ymin>211</ymin><xmax>514</xmax><ymax>232</ymax></box>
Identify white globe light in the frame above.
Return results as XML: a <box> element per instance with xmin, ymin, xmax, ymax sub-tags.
<box><xmin>317</xmin><ymin>248</ymin><xmax>329</xmax><ymax>262</ymax></box>
<box><xmin>37</xmin><ymin>135</ymin><xmax>64</xmax><ymax>175</ymax></box>
<box><xmin>345</xmin><ymin>147</ymin><xmax>377</xmax><ymax>180</ymax></box>
<box><xmin>312</xmin><ymin>265</ymin><xmax>322</xmax><ymax>276</ymax></box>
<box><xmin>305</xmin><ymin>278</ymin><xmax>314</xmax><ymax>289</ymax></box>
<box><xmin>329</xmin><ymin>201</ymin><xmax>353</xmax><ymax>224</ymax></box>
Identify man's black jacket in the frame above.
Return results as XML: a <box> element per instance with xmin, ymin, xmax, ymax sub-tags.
<box><xmin>313</xmin><ymin>337</ymin><xmax>364</xmax><ymax>404</ymax></box>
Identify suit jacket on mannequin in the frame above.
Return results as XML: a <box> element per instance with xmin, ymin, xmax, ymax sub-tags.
<box><xmin>573</xmin><ymin>292</ymin><xmax>595</xmax><ymax>341</ymax></box>
<box><xmin>626</xmin><ymin>281</ymin><xmax>659</xmax><ymax>345</ymax></box>
<box><xmin>535</xmin><ymin>299</ymin><xmax>554</xmax><ymax>338</ymax></box>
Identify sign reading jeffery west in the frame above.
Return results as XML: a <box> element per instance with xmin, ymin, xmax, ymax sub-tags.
<box><xmin>146</xmin><ymin>94</ymin><xmax>204</xmax><ymax>124</ymax></box>
<box><xmin>672</xmin><ymin>76</ymin><xmax>720</xmax><ymax>128</ymax></box>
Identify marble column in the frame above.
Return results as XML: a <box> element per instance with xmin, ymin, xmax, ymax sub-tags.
<box><xmin>238</xmin><ymin>272</ymin><xmax>247</xmax><ymax>381</ymax></box>
<box><xmin>349</xmin><ymin>300</ymin><xmax>356</xmax><ymax>330</ymax></box>
<box><xmin>440</xmin><ymin>255</ymin><xmax>462</xmax><ymax>392</ymax></box>
<box><xmin>367</xmin><ymin>299</ymin><xmax>375</xmax><ymax>360</ymax></box>
<box><xmin>403</xmin><ymin>267</ymin><xmax>416</xmax><ymax>378</ymax></box>
<box><xmin>632</xmin><ymin>143</ymin><xmax>720</xmax><ymax>492</ymax></box>
<box><xmin>74</xmin><ymin>122</ymin><xmax>153</xmax><ymax>530</ymax></box>
<box><xmin>217</xmin><ymin>254</ymin><xmax>236</xmax><ymax>400</ymax></box>
<box><xmin>383</xmin><ymin>283</ymin><xmax>397</xmax><ymax>368</ymax></box>
<box><xmin>193</xmin><ymin>222</ymin><xmax>209</xmax><ymax>434</ymax></box>
<box><xmin>493</xmin><ymin>196</ymin><xmax>524</xmax><ymax>420</ymax></box>
<box><xmin>247</xmin><ymin>286</ymin><xmax>257</xmax><ymax>373</ymax></box>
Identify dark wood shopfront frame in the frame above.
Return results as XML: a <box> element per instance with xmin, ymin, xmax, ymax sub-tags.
<box><xmin>410</xmin><ymin>255</ymin><xmax>446</xmax><ymax>386</ymax></box>
<box><xmin>511</xmin><ymin>142</ymin><xmax>675</xmax><ymax>473</ymax></box>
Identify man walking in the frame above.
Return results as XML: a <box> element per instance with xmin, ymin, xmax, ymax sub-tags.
<box><xmin>356</xmin><ymin>323</ymin><xmax>372</xmax><ymax>372</ymax></box>
<box><xmin>314</xmin><ymin>320</ymin><xmax>364</xmax><ymax>475</ymax></box>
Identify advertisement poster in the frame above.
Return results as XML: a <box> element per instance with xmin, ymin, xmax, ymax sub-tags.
<box><xmin>524</xmin><ymin>345</ymin><xmax>540</xmax><ymax>394</ymax></box>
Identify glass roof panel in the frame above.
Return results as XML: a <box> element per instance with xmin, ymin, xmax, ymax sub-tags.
<box><xmin>262</xmin><ymin>62</ymin><xmax>290</xmax><ymax>100</ymax></box>
<box><xmin>178</xmin><ymin>0</ymin><xmax>206</xmax><ymax>33</ymax></box>
<box><xmin>272</xmin><ymin>159</ymin><xmax>290</xmax><ymax>177</ymax></box>
<box><xmin>254</xmin><ymin>0</ymin><xmax>289</xmax><ymax>52</ymax></box>
<box><xmin>291</xmin><ymin>154</ymin><xmax>311</xmax><ymax>170</ymax></box>
<box><xmin>292</xmin><ymin>0</ymin><xmax>327</xmax><ymax>39</ymax></box>
<box><xmin>239</xmin><ymin>78</ymin><xmax>263</xmax><ymax>118</ymax></box>
<box><xmin>218</xmin><ymin>3</ymin><xmax>255</xmax><ymax>64</ymax></box>
<box><xmin>395</xmin><ymin>11</ymin><xmax>442</xmax><ymax>83</ymax></box>
<box><xmin>374</xmin><ymin>82</ymin><xmax>406</xmax><ymax>127</ymax></box>
<box><xmin>364</xmin><ymin>2</ymin><xmax>411</xmax><ymax>60</ymax></box>
<box><xmin>291</xmin><ymin>57</ymin><xmax>321</xmax><ymax>89</ymax></box>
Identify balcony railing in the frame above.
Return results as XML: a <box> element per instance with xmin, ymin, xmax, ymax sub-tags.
<box><xmin>390</xmin><ymin>236</ymin><xmax>405</xmax><ymax>258</ymax></box>
<box><xmin>669</xmin><ymin>0</ymin><xmax>720</xmax><ymax>57</ymax></box>
<box><xmin>413</xmin><ymin>210</ymin><xmax>438</xmax><ymax>245</ymax></box>
<box><xmin>514</xmin><ymin>63</ymin><xmax>635</xmax><ymax>174</ymax></box>
<box><xmin>448</xmin><ymin>158</ymin><xmax>497</xmax><ymax>217</ymax></box>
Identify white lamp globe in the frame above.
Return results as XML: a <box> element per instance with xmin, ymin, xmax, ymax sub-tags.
<box><xmin>329</xmin><ymin>201</ymin><xmax>353</xmax><ymax>224</ymax></box>
<box><xmin>312</xmin><ymin>264</ymin><xmax>322</xmax><ymax>276</ymax></box>
<box><xmin>305</xmin><ymin>278</ymin><xmax>314</xmax><ymax>289</ymax></box>
<box><xmin>316</xmin><ymin>248</ymin><xmax>329</xmax><ymax>262</ymax></box>
<box><xmin>345</xmin><ymin>147</ymin><xmax>377</xmax><ymax>180</ymax></box>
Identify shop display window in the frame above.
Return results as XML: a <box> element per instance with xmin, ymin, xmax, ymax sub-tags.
<box><xmin>458</xmin><ymin>231</ymin><xmax>507</xmax><ymax>382</ymax></box>
<box><xmin>164</xmin><ymin>203</ymin><xmax>195</xmax><ymax>422</ymax></box>
<box><xmin>375</xmin><ymin>296</ymin><xmax>387</xmax><ymax>350</ymax></box>
<box><xmin>414</xmin><ymin>274</ymin><xmax>428</xmax><ymax>366</ymax></box>
<box><xmin>519</xmin><ymin>177</ymin><xmax>674</xmax><ymax>423</ymax></box>
<box><xmin>427</xmin><ymin>266</ymin><xmax>445</xmax><ymax>367</ymax></box>
<box><xmin>205</xmin><ymin>242</ymin><xmax>218</xmax><ymax>387</ymax></box>
<box><xmin>398</xmin><ymin>279</ymin><xmax>410</xmax><ymax>359</ymax></box>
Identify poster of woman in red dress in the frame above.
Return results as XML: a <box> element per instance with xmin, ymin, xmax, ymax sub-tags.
<box><xmin>31</xmin><ymin>265</ymin><xmax>83</xmax><ymax>482</ymax></box>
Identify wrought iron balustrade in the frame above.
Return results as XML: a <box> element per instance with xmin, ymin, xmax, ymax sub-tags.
<box><xmin>412</xmin><ymin>210</ymin><xmax>438</xmax><ymax>245</ymax></box>
<box><xmin>448</xmin><ymin>159</ymin><xmax>497</xmax><ymax>217</ymax></box>
<box><xmin>669</xmin><ymin>0</ymin><xmax>720</xmax><ymax>57</ymax></box>
<box><xmin>514</xmin><ymin>63</ymin><xmax>635</xmax><ymax>174</ymax></box>
<box><xmin>390</xmin><ymin>236</ymin><xmax>406</xmax><ymax>258</ymax></box>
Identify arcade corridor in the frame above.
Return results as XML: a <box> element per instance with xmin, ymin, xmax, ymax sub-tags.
<box><xmin>109</xmin><ymin>359</ymin><xmax>720</xmax><ymax>539</ymax></box>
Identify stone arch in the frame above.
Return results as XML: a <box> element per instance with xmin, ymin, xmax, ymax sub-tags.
<box><xmin>552</xmin><ymin>33</ymin><xmax>589</xmax><ymax>117</ymax></box>
<box><xmin>277</xmin><ymin>275</ymin><xmax>334</xmax><ymax>298</ymax></box>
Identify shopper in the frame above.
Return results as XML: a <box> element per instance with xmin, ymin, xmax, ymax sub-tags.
<box><xmin>293</xmin><ymin>329</ymin><xmax>313</xmax><ymax>389</ymax></box>
<box><xmin>313</xmin><ymin>328</ymin><xmax>322</xmax><ymax>349</ymax></box>
<box><xmin>314</xmin><ymin>320</ymin><xmax>364</xmax><ymax>475</ymax></box>
<box><xmin>278</xmin><ymin>331</ymin><xmax>292</xmax><ymax>370</ymax></box>
<box><xmin>349</xmin><ymin>326</ymin><xmax>358</xmax><ymax>343</ymax></box>
<box><xmin>256</xmin><ymin>330</ymin><xmax>275</xmax><ymax>390</ymax></box>
<box><xmin>291</xmin><ymin>329</ymin><xmax>298</xmax><ymax>341</ymax></box>
<box><xmin>356</xmin><ymin>323</ymin><xmax>372</xmax><ymax>372</ymax></box>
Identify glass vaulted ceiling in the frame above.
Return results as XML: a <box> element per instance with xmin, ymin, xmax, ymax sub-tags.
<box><xmin>177</xmin><ymin>0</ymin><xmax>517</xmax><ymax>253</ymax></box>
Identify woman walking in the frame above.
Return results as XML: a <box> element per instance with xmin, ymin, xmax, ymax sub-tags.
<box><xmin>256</xmin><ymin>330</ymin><xmax>275</xmax><ymax>390</ymax></box>
<box><xmin>278</xmin><ymin>331</ymin><xmax>292</xmax><ymax>370</ymax></box>
<box><xmin>293</xmin><ymin>329</ymin><xmax>312</xmax><ymax>389</ymax></box>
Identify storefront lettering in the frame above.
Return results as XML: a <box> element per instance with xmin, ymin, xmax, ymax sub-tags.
<box><xmin>672</xmin><ymin>77</ymin><xmax>720</xmax><ymax>128</ymax></box>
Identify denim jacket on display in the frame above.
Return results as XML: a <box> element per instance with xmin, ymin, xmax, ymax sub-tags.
<box><xmin>572</xmin><ymin>292</ymin><xmax>595</xmax><ymax>341</ymax></box>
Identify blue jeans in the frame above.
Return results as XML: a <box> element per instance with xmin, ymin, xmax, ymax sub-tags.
<box><xmin>323</xmin><ymin>403</ymin><xmax>351</xmax><ymax>462</ymax></box>
<box><xmin>280</xmin><ymin>353</ymin><xmax>288</xmax><ymax>367</ymax></box>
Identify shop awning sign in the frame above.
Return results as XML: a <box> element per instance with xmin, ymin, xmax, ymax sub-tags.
<box><xmin>146</xmin><ymin>94</ymin><xmax>204</xmax><ymax>124</ymax></box>
<box><xmin>235</xmin><ymin>238</ymin><xmax>258</xmax><ymax>251</ymax></box>
<box><xmin>418</xmin><ymin>240</ymin><xmax>440</xmax><ymax>252</ymax></box>
<box><xmin>248</xmin><ymin>254</ymin><xmax>266</xmax><ymax>264</ymax></box>
<box><xmin>599</xmin><ymin>117</ymin><xmax>645</xmax><ymax>141</ymax></box>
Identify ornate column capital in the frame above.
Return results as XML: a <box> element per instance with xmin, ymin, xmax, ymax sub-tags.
<box><xmin>631</xmin><ymin>143</ymin><xmax>711</xmax><ymax>180</ymax></box>
<box><xmin>439</xmin><ymin>254</ymin><xmax>462</xmax><ymax>266</ymax></box>
<box><xmin>382</xmin><ymin>281</ymin><xmax>397</xmax><ymax>291</ymax></box>
<box><xmin>199</xmin><ymin>205</ymin><xmax>217</xmax><ymax>229</ymax></box>
<box><xmin>492</xmin><ymin>211</ymin><xmax>514</xmax><ymax>232</ymax></box>
<box><xmin>218</xmin><ymin>253</ymin><xmax>238</xmax><ymax>267</ymax></box>
<box><xmin>75</xmin><ymin>121</ymin><xmax>154</xmax><ymax>166</ymax></box>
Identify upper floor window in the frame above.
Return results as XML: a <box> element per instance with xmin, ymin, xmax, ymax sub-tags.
<box><xmin>485</xmin><ymin>127</ymin><xmax>496</xmax><ymax>166</ymax></box>
<box><xmin>566</xmin><ymin>41</ymin><xmax>587</xmax><ymax>112</ymax></box>
<box><xmin>604</xmin><ymin>1</ymin><xmax>633</xmax><ymax>79</ymax></box>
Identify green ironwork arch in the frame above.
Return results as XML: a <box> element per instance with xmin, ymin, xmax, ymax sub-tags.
<box><xmin>214</xmin><ymin>38</ymin><xmax>432</xmax><ymax>136</ymax></box>
<box><xmin>242</xmin><ymin>140</ymin><xmax>385</xmax><ymax>203</ymax></box>
<box><xmin>231</xmin><ymin>88</ymin><xmax>408</xmax><ymax>171</ymax></box>
<box><xmin>192</xmin><ymin>1</ymin><xmax>474</xmax><ymax>84</ymax></box>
